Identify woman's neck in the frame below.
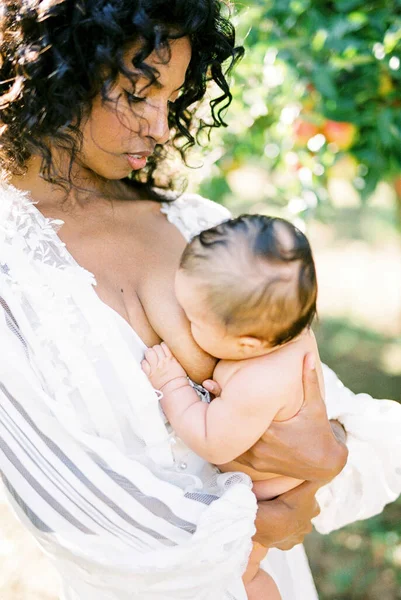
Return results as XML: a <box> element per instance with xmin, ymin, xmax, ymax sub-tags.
<box><xmin>8</xmin><ymin>155</ymin><xmax>138</xmax><ymax>215</ymax></box>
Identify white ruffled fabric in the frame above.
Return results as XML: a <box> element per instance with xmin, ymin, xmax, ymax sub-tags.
<box><xmin>314</xmin><ymin>364</ymin><xmax>401</xmax><ymax>534</ymax></box>
<box><xmin>0</xmin><ymin>181</ymin><xmax>400</xmax><ymax>600</ymax></box>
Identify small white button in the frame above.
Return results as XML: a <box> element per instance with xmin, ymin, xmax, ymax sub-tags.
<box><xmin>178</xmin><ymin>462</ymin><xmax>187</xmax><ymax>470</ymax></box>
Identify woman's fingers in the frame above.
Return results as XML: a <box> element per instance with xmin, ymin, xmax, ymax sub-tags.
<box><xmin>253</xmin><ymin>480</ymin><xmax>321</xmax><ymax>549</ymax></box>
<box><xmin>144</xmin><ymin>348</ymin><xmax>159</xmax><ymax>367</ymax></box>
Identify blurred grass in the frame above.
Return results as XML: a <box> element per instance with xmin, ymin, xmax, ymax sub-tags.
<box><xmin>305</xmin><ymin>498</ymin><xmax>401</xmax><ymax>600</ymax></box>
<box><xmin>316</xmin><ymin>318</ymin><xmax>401</xmax><ymax>401</ymax></box>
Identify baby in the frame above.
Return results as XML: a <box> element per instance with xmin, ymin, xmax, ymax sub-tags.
<box><xmin>141</xmin><ymin>214</ymin><xmax>324</xmax><ymax>600</ymax></box>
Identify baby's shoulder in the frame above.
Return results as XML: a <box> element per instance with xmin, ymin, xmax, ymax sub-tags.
<box><xmin>225</xmin><ymin>350</ymin><xmax>297</xmax><ymax>394</ymax></box>
<box><xmin>238</xmin><ymin>340</ymin><xmax>305</xmax><ymax>389</ymax></box>
<box><xmin>271</xmin><ymin>329</ymin><xmax>317</xmax><ymax>361</ymax></box>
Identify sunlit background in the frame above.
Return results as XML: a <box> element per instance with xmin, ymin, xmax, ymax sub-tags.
<box><xmin>1</xmin><ymin>1</ymin><xmax>400</xmax><ymax>598</ymax></box>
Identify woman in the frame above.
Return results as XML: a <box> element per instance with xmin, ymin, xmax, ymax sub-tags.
<box><xmin>0</xmin><ymin>1</ymin><xmax>400</xmax><ymax>599</ymax></box>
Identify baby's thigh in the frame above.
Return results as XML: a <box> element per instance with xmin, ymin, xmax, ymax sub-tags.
<box><xmin>245</xmin><ymin>569</ymin><xmax>282</xmax><ymax>600</ymax></box>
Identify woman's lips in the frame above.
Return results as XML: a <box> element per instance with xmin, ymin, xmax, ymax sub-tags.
<box><xmin>126</xmin><ymin>153</ymin><xmax>149</xmax><ymax>170</ymax></box>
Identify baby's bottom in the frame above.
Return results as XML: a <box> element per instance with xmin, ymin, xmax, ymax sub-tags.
<box><xmin>243</xmin><ymin>542</ymin><xmax>281</xmax><ymax>600</ymax></box>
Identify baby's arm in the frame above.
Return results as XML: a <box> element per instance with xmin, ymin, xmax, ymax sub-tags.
<box><xmin>141</xmin><ymin>344</ymin><xmax>289</xmax><ymax>464</ymax></box>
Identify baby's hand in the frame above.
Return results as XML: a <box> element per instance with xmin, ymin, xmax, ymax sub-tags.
<box><xmin>141</xmin><ymin>342</ymin><xmax>187</xmax><ymax>391</ymax></box>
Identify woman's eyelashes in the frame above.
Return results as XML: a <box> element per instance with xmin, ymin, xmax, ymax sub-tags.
<box><xmin>124</xmin><ymin>90</ymin><xmax>146</xmax><ymax>104</ymax></box>
<box><xmin>123</xmin><ymin>87</ymin><xmax>182</xmax><ymax>107</ymax></box>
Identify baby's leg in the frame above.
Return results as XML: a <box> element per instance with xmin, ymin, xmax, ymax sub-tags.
<box><xmin>243</xmin><ymin>542</ymin><xmax>268</xmax><ymax>584</ymax></box>
<box><xmin>243</xmin><ymin>542</ymin><xmax>281</xmax><ymax>599</ymax></box>
<box><xmin>245</xmin><ymin>569</ymin><xmax>282</xmax><ymax>600</ymax></box>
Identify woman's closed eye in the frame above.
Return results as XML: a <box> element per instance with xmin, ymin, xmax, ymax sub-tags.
<box><xmin>124</xmin><ymin>90</ymin><xmax>146</xmax><ymax>104</ymax></box>
<box><xmin>123</xmin><ymin>90</ymin><xmax>180</xmax><ymax>108</ymax></box>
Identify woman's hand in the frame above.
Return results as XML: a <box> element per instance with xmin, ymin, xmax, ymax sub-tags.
<box><xmin>253</xmin><ymin>480</ymin><xmax>321</xmax><ymax>549</ymax></box>
<box><xmin>235</xmin><ymin>353</ymin><xmax>348</xmax><ymax>483</ymax></box>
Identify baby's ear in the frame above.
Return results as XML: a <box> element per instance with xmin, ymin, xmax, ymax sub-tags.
<box><xmin>238</xmin><ymin>336</ymin><xmax>264</xmax><ymax>353</ymax></box>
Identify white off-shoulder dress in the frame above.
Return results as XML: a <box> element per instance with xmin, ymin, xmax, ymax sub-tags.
<box><xmin>0</xmin><ymin>181</ymin><xmax>400</xmax><ymax>600</ymax></box>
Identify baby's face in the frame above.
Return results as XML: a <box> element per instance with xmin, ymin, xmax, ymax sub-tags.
<box><xmin>175</xmin><ymin>270</ymin><xmax>243</xmax><ymax>360</ymax></box>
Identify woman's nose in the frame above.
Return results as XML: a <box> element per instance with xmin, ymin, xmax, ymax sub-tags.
<box><xmin>146</xmin><ymin>101</ymin><xmax>170</xmax><ymax>145</ymax></box>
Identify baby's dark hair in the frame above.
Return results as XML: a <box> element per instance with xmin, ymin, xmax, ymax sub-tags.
<box><xmin>180</xmin><ymin>214</ymin><xmax>317</xmax><ymax>346</ymax></box>
<box><xmin>0</xmin><ymin>0</ymin><xmax>242</xmax><ymax>197</ymax></box>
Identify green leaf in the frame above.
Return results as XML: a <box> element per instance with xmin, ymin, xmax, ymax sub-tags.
<box><xmin>312</xmin><ymin>29</ymin><xmax>328</xmax><ymax>52</ymax></box>
<box><xmin>334</xmin><ymin>0</ymin><xmax>364</xmax><ymax>11</ymax></box>
<box><xmin>377</xmin><ymin>108</ymin><xmax>395</xmax><ymax>147</ymax></box>
<box><xmin>312</xmin><ymin>69</ymin><xmax>338</xmax><ymax>98</ymax></box>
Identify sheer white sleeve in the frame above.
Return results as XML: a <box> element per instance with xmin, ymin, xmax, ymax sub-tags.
<box><xmin>160</xmin><ymin>192</ymin><xmax>231</xmax><ymax>239</ymax></box>
<box><xmin>313</xmin><ymin>364</ymin><xmax>401</xmax><ymax>533</ymax></box>
<box><xmin>0</xmin><ymin>183</ymin><xmax>255</xmax><ymax>600</ymax></box>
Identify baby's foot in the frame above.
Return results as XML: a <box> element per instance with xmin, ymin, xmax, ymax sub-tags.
<box><xmin>141</xmin><ymin>342</ymin><xmax>187</xmax><ymax>391</ymax></box>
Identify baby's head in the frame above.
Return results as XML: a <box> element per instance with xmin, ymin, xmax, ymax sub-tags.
<box><xmin>175</xmin><ymin>214</ymin><xmax>317</xmax><ymax>360</ymax></box>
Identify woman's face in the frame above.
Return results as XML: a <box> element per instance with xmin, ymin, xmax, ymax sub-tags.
<box><xmin>78</xmin><ymin>36</ymin><xmax>191</xmax><ymax>180</ymax></box>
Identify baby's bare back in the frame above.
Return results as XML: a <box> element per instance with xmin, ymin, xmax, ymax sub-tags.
<box><xmin>213</xmin><ymin>330</ymin><xmax>324</xmax><ymax>498</ymax></box>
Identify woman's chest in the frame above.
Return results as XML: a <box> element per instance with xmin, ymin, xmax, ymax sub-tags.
<box><xmin>58</xmin><ymin>203</ymin><xmax>188</xmax><ymax>346</ymax></box>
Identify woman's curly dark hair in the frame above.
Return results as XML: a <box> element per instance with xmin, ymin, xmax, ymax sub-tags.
<box><xmin>0</xmin><ymin>0</ymin><xmax>243</xmax><ymax>198</ymax></box>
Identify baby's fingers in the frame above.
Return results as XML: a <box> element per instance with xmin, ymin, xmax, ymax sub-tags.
<box><xmin>144</xmin><ymin>347</ymin><xmax>159</xmax><ymax>367</ymax></box>
<box><xmin>141</xmin><ymin>359</ymin><xmax>151</xmax><ymax>375</ymax></box>
<box><xmin>153</xmin><ymin>344</ymin><xmax>167</xmax><ymax>362</ymax></box>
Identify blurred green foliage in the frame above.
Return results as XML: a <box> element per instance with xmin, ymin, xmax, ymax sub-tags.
<box><xmin>199</xmin><ymin>0</ymin><xmax>401</xmax><ymax>219</ymax></box>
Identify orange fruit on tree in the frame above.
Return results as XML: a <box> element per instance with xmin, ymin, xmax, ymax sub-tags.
<box><xmin>323</xmin><ymin>120</ymin><xmax>358</xmax><ymax>150</ymax></box>
<box><xmin>293</xmin><ymin>118</ymin><xmax>320</xmax><ymax>146</ymax></box>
